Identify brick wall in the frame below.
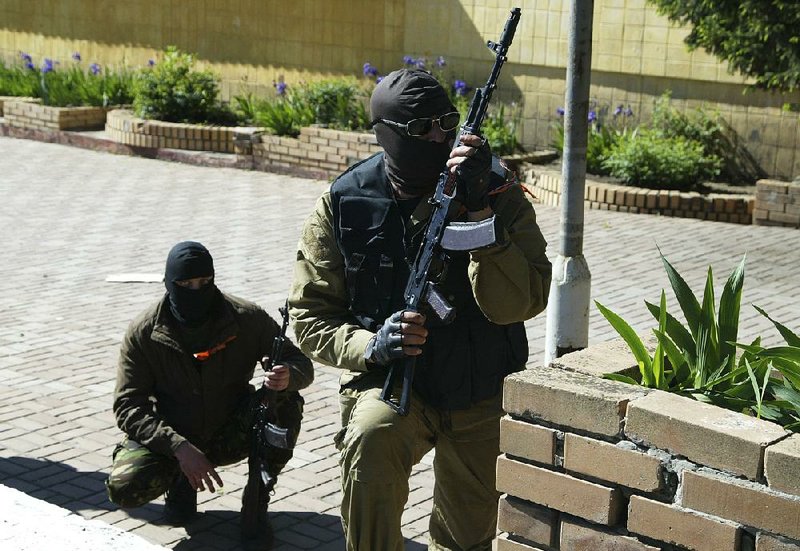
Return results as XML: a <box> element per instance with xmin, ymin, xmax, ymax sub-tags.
<box><xmin>496</xmin><ymin>347</ymin><xmax>800</xmax><ymax>550</ymax></box>
<box><xmin>753</xmin><ymin>179</ymin><xmax>800</xmax><ymax>228</ymax></box>
<box><xmin>530</xmin><ymin>168</ymin><xmax>754</xmax><ymax>225</ymax></box>
<box><xmin>0</xmin><ymin>96</ymin><xmax>38</xmax><ymax>116</ymax></box>
<box><xmin>4</xmin><ymin>100</ymin><xmax>109</xmax><ymax>131</ymax></box>
<box><xmin>105</xmin><ymin>109</ymin><xmax>237</xmax><ymax>153</ymax></box>
<box><xmin>250</xmin><ymin>126</ymin><xmax>381</xmax><ymax>180</ymax></box>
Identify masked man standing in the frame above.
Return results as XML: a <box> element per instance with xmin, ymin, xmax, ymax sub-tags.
<box><xmin>289</xmin><ymin>69</ymin><xmax>552</xmax><ymax>550</ymax></box>
<box><xmin>107</xmin><ymin>241</ymin><xmax>313</xmax><ymax>550</ymax></box>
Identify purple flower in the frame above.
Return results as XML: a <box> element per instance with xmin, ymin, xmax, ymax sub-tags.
<box><xmin>556</xmin><ymin>107</ymin><xmax>565</xmax><ymax>116</ymax></box>
<box><xmin>148</xmin><ymin>59</ymin><xmax>155</xmax><ymax>67</ymax></box>
<box><xmin>274</xmin><ymin>81</ymin><xmax>287</xmax><ymax>95</ymax></box>
<box><xmin>41</xmin><ymin>58</ymin><xmax>55</xmax><ymax>74</ymax></box>
<box><xmin>614</xmin><ymin>104</ymin><xmax>623</xmax><ymax>116</ymax></box>
<box><xmin>89</xmin><ymin>63</ymin><xmax>101</xmax><ymax>75</ymax></box>
<box><xmin>436</xmin><ymin>56</ymin><xmax>446</xmax><ymax>67</ymax></box>
<box><xmin>24</xmin><ymin>61</ymin><xmax>35</xmax><ymax>70</ymax></box>
<box><xmin>402</xmin><ymin>55</ymin><xmax>415</xmax><ymax>66</ymax></box>
<box><xmin>625</xmin><ymin>106</ymin><xmax>634</xmax><ymax>117</ymax></box>
<box><xmin>376</xmin><ymin>75</ymin><xmax>384</xmax><ymax>84</ymax></box>
<box><xmin>453</xmin><ymin>79</ymin><xmax>470</xmax><ymax>97</ymax></box>
<box><xmin>415</xmin><ymin>58</ymin><xmax>426</xmax><ymax>70</ymax></box>
<box><xmin>588</xmin><ymin>110</ymin><xmax>597</xmax><ymax>122</ymax></box>
<box><xmin>362</xmin><ymin>62</ymin><xmax>379</xmax><ymax>78</ymax></box>
<box><xmin>72</xmin><ymin>52</ymin><xmax>81</xmax><ymax>62</ymax></box>
<box><xmin>19</xmin><ymin>52</ymin><xmax>32</xmax><ymax>63</ymax></box>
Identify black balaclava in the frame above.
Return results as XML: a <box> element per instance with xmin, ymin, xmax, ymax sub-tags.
<box><xmin>370</xmin><ymin>69</ymin><xmax>457</xmax><ymax>195</ymax></box>
<box><xmin>164</xmin><ymin>241</ymin><xmax>218</xmax><ymax>327</ymax></box>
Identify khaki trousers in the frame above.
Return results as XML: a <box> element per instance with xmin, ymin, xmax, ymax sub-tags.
<box><xmin>336</xmin><ymin>372</ymin><xmax>503</xmax><ymax>551</ymax></box>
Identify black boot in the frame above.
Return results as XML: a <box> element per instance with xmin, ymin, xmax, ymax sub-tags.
<box><xmin>163</xmin><ymin>474</ymin><xmax>197</xmax><ymax>526</ymax></box>
<box><xmin>241</xmin><ymin>480</ymin><xmax>274</xmax><ymax>550</ymax></box>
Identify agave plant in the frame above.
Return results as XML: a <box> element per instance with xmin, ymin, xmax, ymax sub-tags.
<box><xmin>596</xmin><ymin>251</ymin><xmax>800</xmax><ymax>431</ymax></box>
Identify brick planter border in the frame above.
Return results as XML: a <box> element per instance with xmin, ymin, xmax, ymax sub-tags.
<box><xmin>528</xmin><ymin>168</ymin><xmax>755</xmax><ymax>225</ymax></box>
<box><xmin>105</xmin><ymin>109</ymin><xmax>239</xmax><ymax>153</ymax></box>
<box><xmin>0</xmin><ymin>96</ymin><xmax>39</xmax><ymax>116</ymax></box>
<box><xmin>4</xmin><ymin>100</ymin><xmax>113</xmax><ymax>131</ymax></box>
<box><xmin>754</xmin><ymin>179</ymin><xmax>800</xmax><ymax>228</ymax></box>
<box><xmin>247</xmin><ymin>126</ymin><xmax>382</xmax><ymax>180</ymax></box>
<box><xmin>497</xmin><ymin>345</ymin><xmax>800</xmax><ymax>550</ymax></box>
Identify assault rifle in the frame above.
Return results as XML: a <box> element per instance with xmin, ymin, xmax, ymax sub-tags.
<box><xmin>379</xmin><ymin>7</ymin><xmax>522</xmax><ymax>416</ymax></box>
<box><xmin>241</xmin><ymin>299</ymin><xmax>295</xmax><ymax>539</ymax></box>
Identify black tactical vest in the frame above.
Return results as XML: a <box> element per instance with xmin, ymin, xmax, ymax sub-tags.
<box><xmin>330</xmin><ymin>153</ymin><xmax>528</xmax><ymax>410</ymax></box>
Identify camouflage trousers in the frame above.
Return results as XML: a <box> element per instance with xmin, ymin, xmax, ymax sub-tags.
<box><xmin>106</xmin><ymin>393</ymin><xmax>295</xmax><ymax>508</ymax></box>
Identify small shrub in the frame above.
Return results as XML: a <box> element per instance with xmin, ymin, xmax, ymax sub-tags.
<box><xmin>597</xmin><ymin>251</ymin><xmax>800</xmax><ymax>431</ymax></box>
<box><xmin>292</xmin><ymin>79</ymin><xmax>370</xmax><ymax>131</ymax></box>
<box><xmin>236</xmin><ymin>78</ymin><xmax>368</xmax><ymax>137</ymax></box>
<box><xmin>603</xmin><ymin>129</ymin><xmax>722</xmax><ymax>191</ymax></box>
<box><xmin>482</xmin><ymin>103</ymin><xmax>522</xmax><ymax>156</ymax></box>
<box><xmin>551</xmin><ymin>103</ymin><xmax>635</xmax><ymax>176</ymax></box>
<box><xmin>0</xmin><ymin>54</ymin><xmax>39</xmax><ymax>97</ymax></box>
<box><xmin>39</xmin><ymin>59</ymin><xmax>135</xmax><ymax>107</ymax></box>
<box><xmin>133</xmin><ymin>46</ymin><xmax>235</xmax><ymax>124</ymax></box>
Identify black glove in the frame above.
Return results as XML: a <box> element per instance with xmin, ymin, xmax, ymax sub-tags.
<box><xmin>364</xmin><ymin>311</ymin><xmax>405</xmax><ymax>366</ymax></box>
<box><xmin>456</xmin><ymin>138</ymin><xmax>492</xmax><ymax>211</ymax></box>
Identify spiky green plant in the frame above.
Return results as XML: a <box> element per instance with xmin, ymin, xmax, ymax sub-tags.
<box><xmin>597</xmin><ymin>251</ymin><xmax>800</xmax><ymax>431</ymax></box>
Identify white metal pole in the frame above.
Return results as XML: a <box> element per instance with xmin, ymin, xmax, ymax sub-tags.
<box><xmin>543</xmin><ymin>0</ymin><xmax>594</xmax><ymax>366</ymax></box>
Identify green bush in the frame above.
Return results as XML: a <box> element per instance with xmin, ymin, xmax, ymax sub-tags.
<box><xmin>650</xmin><ymin>91</ymin><xmax>761</xmax><ymax>184</ymax></box>
<box><xmin>482</xmin><ymin>103</ymin><xmax>522</xmax><ymax>157</ymax></box>
<box><xmin>597</xmin><ymin>251</ymin><xmax>800</xmax><ymax>431</ymax></box>
<box><xmin>235</xmin><ymin>88</ymin><xmax>314</xmax><ymax>137</ymax></box>
<box><xmin>235</xmin><ymin>78</ymin><xmax>369</xmax><ymax>137</ymax></box>
<box><xmin>293</xmin><ymin>79</ymin><xmax>370</xmax><ymax>131</ymax></box>
<box><xmin>133</xmin><ymin>47</ymin><xmax>235</xmax><ymax>124</ymax></box>
<box><xmin>0</xmin><ymin>56</ymin><xmax>39</xmax><ymax>97</ymax></box>
<box><xmin>40</xmin><ymin>61</ymin><xmax>135</xmax><ymax>107</ymax></box>
<box><xmin>1</xmin><ymin>53</ymin><xmax>134</xmax><ymax>106</ymax></box>
<box><xmin>603</xmin><ymin>129</ymin><xmax>722</xmax><ymax>190</ymax></box>
<box><xmin>551</xmin><ymin>104</ymin><xmax>635</xmax><ymax>176</ymax></box>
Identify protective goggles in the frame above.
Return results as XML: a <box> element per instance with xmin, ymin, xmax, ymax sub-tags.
<box><xmin>370</xmin><ymin>111</ymin><xmax>461</xmax><ymax>137</ymax></box>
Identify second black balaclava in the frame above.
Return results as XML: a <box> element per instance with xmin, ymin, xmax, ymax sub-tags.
<box><xmin>164</xmin><ymin>241</ymin><xmax>218</xmax><ymax>327</ymax></box>
<box><xmin>370</xmin><ymin>69</ymin><xmax>457</xmax><ymax>195</ymax></box>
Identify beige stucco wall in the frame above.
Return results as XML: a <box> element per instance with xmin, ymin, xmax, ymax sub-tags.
<box><xmin>1</xmin><ymin>0</ymin><xmax>799</xmax><ymax>178</ymax></box>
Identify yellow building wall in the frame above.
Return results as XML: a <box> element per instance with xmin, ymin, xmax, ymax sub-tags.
<box><xmin>1</xmin><ymin>0</ymin><xmax>798</xmax><ymax>178</ymax></box>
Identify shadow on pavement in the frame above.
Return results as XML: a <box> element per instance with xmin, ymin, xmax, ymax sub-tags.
<box><xmin>1</xmin><ymin>457</ymin><xmax>428</xmax><ymax>550</ymax></box>
<box><xmin>174</xmin><ymin>510</ymin><xmax>427</xmax><ymax>550</ymax></box>
<box><xmin>0</xmin><ymin>455</ymin><xmax>122</xmax><ymax>515</ymax></box>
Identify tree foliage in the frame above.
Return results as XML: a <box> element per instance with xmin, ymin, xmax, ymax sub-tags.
<box><xmin>646</xmin><ymin>0</ymin><xmax>800</xmax><ymax>92</ymax></box>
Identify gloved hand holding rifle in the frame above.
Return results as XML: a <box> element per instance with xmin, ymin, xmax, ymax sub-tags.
<box><xmin>377</xmin><ymin>7</ymin><xmax>522</xmax><ymax>415</ymax></box>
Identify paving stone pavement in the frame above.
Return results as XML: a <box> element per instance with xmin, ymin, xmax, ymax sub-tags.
<box><xmin>0</xmin><ymin>135</ymin><xmax>798</xmax><ymax>550</ymax></box>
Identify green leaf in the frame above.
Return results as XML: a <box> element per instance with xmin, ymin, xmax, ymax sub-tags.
<box><xmin>745</xmin><ymin>359</ymin><xmax>764</xmax><ymax>418</ymax></box>
<box><xmin>659</xmin><ymin>249</ymin><xmax>702</xmax><ymax>335</ymax></box>
<box><xmin>755</xmin><ymin>346</ymin><xmax>800</xmax><ymax>363</ymax></box>
<box><xmin>701</xmin><ymin>363</ymin><xmax>750</xmax><ymax>390</ymax></box>
<box><xmin>645</xmin><ymin>300</ymin><xmax>696</xmax><ymax>364</ymax></box>
<box><xmin>754</xmin><ymin>305</ymin><xmax>800</xmax><ymax>347</ymax></box>
<box><xmin>653</xmin><ymin>329</ymin><xmax>688</xmax><ymax>385</ymax></box>
<box><xmin>603</xmin><ymin>373</ymin><xmax>640</xmax><ymax>385</ymax></box>
<box><xmin>718</xmin><ymin>255</ymin><xmax>746</xmax><ymax>370</ymax></box>
<box><xmin>771</xmin><ymin>384</ymin><xmax>800</xmax><ymax>415</ymax></box>
<box><xmin>652</xmin><ymin>291</ymin><xmax>668</xmax><ymax>389</ymax></box>
<box><xmin>596</xmin><ymin>300</ymin><xmax>654</xmax><ymax>386</ymax></box>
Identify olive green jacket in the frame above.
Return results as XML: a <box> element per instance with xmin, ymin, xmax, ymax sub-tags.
<box><xmin>289</xmin><ymin>180</ymin><xmax>552</xmax><ymax>386</ymax></box>
<box><xmin>113</xmin><ymin>292</ymin><xmax>313</xmax><ymax>457</ymax></box>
